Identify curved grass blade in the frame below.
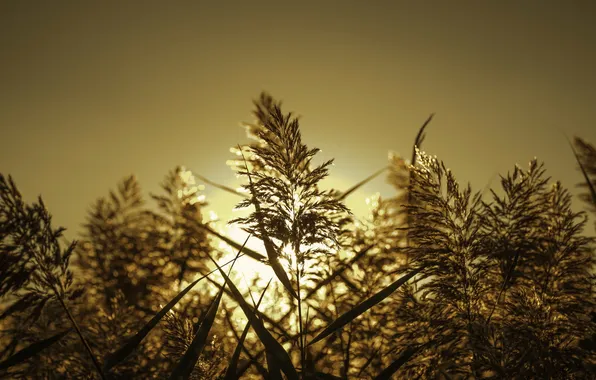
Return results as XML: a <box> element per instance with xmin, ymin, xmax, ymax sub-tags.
<box><xmin>223</xmin><ymin>279</ymin><xmax>272</xmax><ymax>380</ymax></box>
<box><xmin>193</xmin><ymin>222</ymin><xmax>267</xmax><ymax>263</ymax></box>
<box><xmin>309</xmin><ymin>267</ymin><xmax>422</xmax><ymax>346</ymax></box>
<box><xmin>569</xmin><ymin>136</ymin><xmax>596</xmax><ymax>206</ymax></box>
<box><xmin>103</xmin><ymin>236</ymin><xmax>251</xmax><ymax>372</ymax></box>
<box><xmin>337</xmin><ymin>167</ymin><xmax>387</xmax><ymax>201</ymax></box>
<box><xmin>405</xmin><ymin>114</ymin><xmax>434</xmax><ymax>269</ymax></box>
<box><xmin>239</xmin><ymin>147</ymin><xmax>298</xmax><ymax>300</ymax></box>
<box><xmin>0</xmin><ymin>329</ymin><xmax>71</xmax><ymax>371</ymax></box>
<box><xmin>206</xmin><ymin>251</ymin><xmax>299</xmax><ymax>380</ymax></box>
<box><xmin>269</xmin><ymin>256</ymin><xmax>298</xmax><ymax>300</ymax></box>
<box><xmin>266</xmin><ymin>352</ymin><xmax>283</xmax><ymax>380</ymax></box>
<box><xmin>169</xmin><ymin>250</ymin><xmax>242</xmax><ymax>380</ymax></box>
<box><xmin>304</xmin><ymin>244</ymin><xmax>373</xmax><ymax>300</ymax></box>
<box><xmin>373</xmin><ymin>345</ymin><xmax>422</xmax><ymax>380</ymax></box>
<box><xmin>411</xmin><ymin>113</ymin><xmax>434</xmax><ymax>166</ymax></box>
<box><xmin>205</xmin><ymin>276</ymin><xmax>295</xmax><ymax>341</ymax></box>
<box><xmin>169</xmin><ymin>289</ymin><xmax>225</xmax><ymax>380</ymax></box>
<box><xmin>57</xmin><ymin>295</ymin><xmax>106</xmax><ymax>380</ymax></box>
<box><xmin>223</xmin><ymin>309</ymin><xmax>270</xmax><ymax>379</ymax></box>
<box><xmin>193</xmin><ymin>172</ymin><xmax>249</xmax><ymax>199</ymax></box>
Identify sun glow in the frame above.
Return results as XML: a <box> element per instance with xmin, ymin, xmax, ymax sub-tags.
<box><xmin>219</xmin><ymin>224</ymin><xmax>275</xmax><ymax>286</ymax></box>
<box><xmin>210</xmin><ymin>223</ymin><xmax>315</xmax><ymax>335</ymax></box>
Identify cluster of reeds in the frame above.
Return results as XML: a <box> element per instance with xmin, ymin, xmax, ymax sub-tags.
<box><xmin>1</xmin><ymin>93</ymin><xmax>595</xmax><ymax>379</ymax></box>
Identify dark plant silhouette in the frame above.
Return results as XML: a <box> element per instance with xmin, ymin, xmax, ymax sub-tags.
<box><xmin>1</xmin><ymin>94</ymin><xmax>594</xmax><ymax>379</ymax></box>
<box><xmin>0</xmin><ymin>174</ymin><xmax>102</xmax><ymax>378</ymax></box>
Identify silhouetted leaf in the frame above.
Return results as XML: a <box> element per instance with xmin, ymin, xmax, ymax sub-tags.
<box><xmin>305</xmin><ymin>244</ymin><xmax>374</xmax><ymax>300</ymax></box>
<box><xmin>205</xmin><ymin>251</ymin><xmax>298</xmax><ymax>380</ymax></box>
<box><xmin>194</xmin><ymin>172</ymin><xmax>249</xmax><ymax>199</ymax></box>
<box><xmin>374</xmin><ymin>345</ymin><xmax>422</xmax><ymax>380</ymax></box>
<box><xmin>266</xmin><ymin>352</ymin><xmax>283</xmax><ymax>380</ymax></box>
<box><xmin>0</xmin><ymin>293</ymin><xmax>42</xmax><ymax>320</ymax></box>
<box><xmin>411</xmin><ymin>113</ymin><xmax>434</xmax><ymax>166</ymax></box>
<box><xmin>103</xmin><ymin>236</ymin><xmax>251</xmax><ymax>372</ymax></box>
<box><xmin>193</xmin><ymin>222</ymin><xmax>267</xmax><ymax>263</ymax></box>
<box><xmin>337</xmin><ymin>167</ymin><xmax>387</xmax><ymax>201</ymax></box>
<box><xmin>24</xmin><ymin>296</ymin><xmax>50</xmax><ymax>325</ymax></box>
<box><xmin>223</xmin><ymin>279</ymin><xmax>272</xmax><ymax>380</ymax></box>
<box><xmin>169</xmin><ymin>250</ymin><xmax>241</xmax><ymax>380</ymax></box>
<box><xmin>0</xmin><ymin>329</ymin><xmax>71</xmax><ymax>371</ymax></box>
<box><xmin>569</xmin><ymin>136</ymin><xmax>596</xmax><ymax>206</ymax></box>
<box><xmin>309</xmin><ymin>267</ymin><xmax>422</xmax><ymax>346</ymax></box>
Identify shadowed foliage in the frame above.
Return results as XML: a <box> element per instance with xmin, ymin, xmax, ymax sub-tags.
<box><xmin>1</xmin><ymin>94</ymin><xmax>594</xmax><ymax>379</ymax></box>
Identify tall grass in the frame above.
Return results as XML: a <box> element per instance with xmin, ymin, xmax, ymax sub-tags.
<box><xmin>1</xmin><ymin>93</ymin><xmax>595</xmax><ymax>379</ymax></box>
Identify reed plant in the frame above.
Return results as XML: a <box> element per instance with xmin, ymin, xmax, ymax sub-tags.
<box><xmin>1</xmin><ymin>93</ymin><xmax>594</xmax><ymax>379</ymax></box>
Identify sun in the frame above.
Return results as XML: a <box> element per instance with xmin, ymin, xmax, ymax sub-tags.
<box><xmin>219</xmin><ymin>223</ymin><xmax>276</xmax><ymax>287</ymax></box>
<box><xmin>210</xmin><ymin>222</ymin><xmax>309</xmax><ymax>335</ymax></box>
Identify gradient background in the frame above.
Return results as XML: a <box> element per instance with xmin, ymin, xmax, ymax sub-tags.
<box><xmin>2</xmin><ymin>1</ymin><xmax>595</xmax><ymax>240</ymax></box>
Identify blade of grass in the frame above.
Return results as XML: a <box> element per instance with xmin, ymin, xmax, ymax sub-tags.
<box><xmin>305</xmin><ymin>244</ymin><xmax>374</xmax><ymax>300</ymax></box>
<box><xmin>405</xmin><ymin>113</ymin><xmax>433</xmax><ymax>270</ymax></box>
<box><xmin>56</xmin><ymin>295</ymin><xmax>105</xmax><ymax>379</ymax></box>
<box><xmin>223</xmin><ymin>309</ymin><xmax>270</xmax><ymax>379</ymax></box>
<box><xmin>309</xmin><ymin>267</ymin><xmax>422</xmax><ymax>346</ymax></box>
<box><xmin>169</xmin><ymin>287</ymin><xmax>224</xmax><ymax>380</ymax></box>
<box><xmin>192</xmin><ymin>222</ymin><xmax>267</xmax><ymax>263</ymax></box>
<box><xmin>238</xmin><ymin>146</ymin><xmax>298</xmax><ymax>300</ymax></box>
<box><xmin>204</xmin><ymin>275</ymin><xmax>295</xmax><ymax>341</ymax></box>
<box><xmin>103</xmin><ymin>236</ymin><xmax>251</xmax><ymax>372</ymax></box>
<box><xmin>169</xmin><ymin>249</ymin><xmax>242</xmax><ymax>380</ymax></box>
<box><xmin>266</xmin><ymin>353</ymin><xmax>284</xmax><ymax>380</ymax></box>
<box><xmin>206</xmin><ymin>250</ymin><xmax>299</xmax><ymax>380</ymax></box>
<box><xmin>193</xmin><ymin>172</ymin><xmax>249</xmax><ymax>199</ymax></box>
<box><xmin>373</xmin><ymin>345</ymin><xmax>423</xmax><ymax>380</ymax></box>
<box><xmin>568</xmin><ymin>136</ymin><xmax>596</xmax><ymax>206</ymax></box>
<box><xmin>411</xmin><ymin>113</ymin><xmax>434</xmax><ymax>166</ymax></box>
<box><xmin>0</xmin><ymin>329</ymin><xmax>71</xmax><ymax>371</ymax></box>
<box><xmin>337</xmin><ymin>167</ymin><xmax>388</xmax><ymax>201</ymax></box>
<box><xmin>224</xmin><ymin>279</ymin><xmax>272</xmax><ymax>380</ymax></box>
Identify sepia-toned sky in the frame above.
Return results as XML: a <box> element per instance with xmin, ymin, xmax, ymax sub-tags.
<box><xmin>2</xmin><ymin>1</ymin><xmax>596</xmax><ymax>239</ymax></box>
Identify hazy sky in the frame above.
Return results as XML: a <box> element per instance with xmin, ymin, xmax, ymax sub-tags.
<box><xmin>2</xmin><ymin>1</ymin><xmax>596</xmax><ymax>239</ymax></box>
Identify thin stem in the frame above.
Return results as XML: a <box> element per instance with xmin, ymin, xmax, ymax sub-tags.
<box><xmin>295</xmin><ymin>258</ymin><xmax>305</xmax><ymax>378</ymax></box>
<box><xmin>56</xmin><ymin>294</ymin><xmax>106</xmax><ymax>380</ymax></box>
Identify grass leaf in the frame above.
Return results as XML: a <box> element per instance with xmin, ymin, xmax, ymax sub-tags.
<box><xmin>569</xmin><ymin>136</ymin><xmax>596</xmax><ymax>206</ymax></box>
<box><xmin>168</xmin><ymin>248</ymin><xmax>242</xmax><ymax>380</ymax></box>
<box><xmin>373</xmin><ymin>345</ymin><xmax>422</xmax><ymax>380</ymax></box>
<box><xmin>305</xmin><ymin>244</ymin><xmax>374</xmax><ymax>300</ymax></box>
<box><xmin>411</xmin><ymin>113</ymin><xmax>434</xmax><ymax>166</ymax></box>
<box><xmin>337</xmin><ymin>167</ymin><xmax>387</xmax><ymax>201</ymax></box>
<box><xmin>193</xmin><ymin>172</ymin><xmax>249</xmax><ymax>199</ymax></box>
<box><xmin>0</xmin><ymin>329</ymin><xmax>71</xmax><ymax>371</ymax></box>
<box><xmin>205</xmin><ymin>250</ymin><xmax>299</xmax><ymax>380</ymax></box>
<box><xmin>266</xmin><ymin>352</ymin><xmax>283</xmax><ymax>380</ymax></box>
<box><xmin>223</xmin><ymin>278</ymin><xmax>272</xmax><ymax>380</ymax></box>
<box><xmin>168</xmin><ymin>289</ymin><xmax>224</xmax><ymax>380</ymax></box>
<box><xmin>193</xmin><ymin>222</ymin><xmax>267</xmax><ymax>263</ymax></box>
<box><xmin>103</xmin><ymin>236</ymin><xmax>251</xmax><ymax>372</ymax></box>
<box><xmin>309</xmin><ymin>267</ymin><xmax>422</xmax><ymax>346</ymax></box>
